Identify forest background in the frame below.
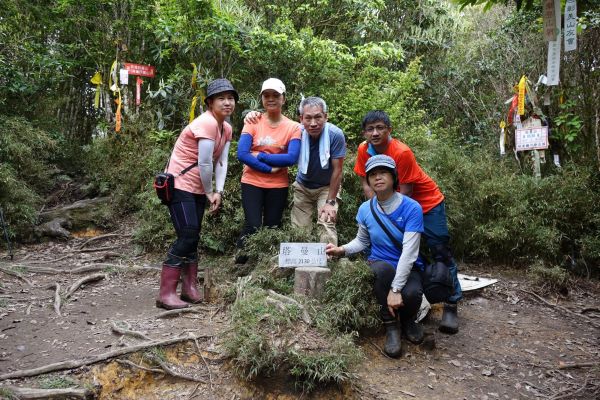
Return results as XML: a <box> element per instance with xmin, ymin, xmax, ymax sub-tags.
<box><xmin>2</xmin><ymin>0</ymin><xmax>600</xmax><ymax>280</ymax></box>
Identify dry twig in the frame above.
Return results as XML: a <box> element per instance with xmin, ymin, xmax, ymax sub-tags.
<box><xmin>111</xmin><ymin>321</ymin><xmax>152</xmax><ymax>341</ymax></box>
<box><xmin>146</xmin><ymin>353</ymin><xmax>208</xmax><ymax>383</ymax></box>
<box><xmin>558</xmin><ymin>361</ymin><xmax>600</xmax><ymax>369</ymax></box>
<box><xmin>78</xmin><ymin>233</ymin><xmax>129</xmax><ymax>249</ymax></box>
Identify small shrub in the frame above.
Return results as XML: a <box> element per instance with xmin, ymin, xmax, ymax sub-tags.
<box><xmin>38</xmin><ymin>376</ymin><xmax>78</xmax><ymax>389</ymax></box>
<box><xmin>527</xmin><ymin>260</ymin><xmax>570</xmax><ymax>290</ymax></box>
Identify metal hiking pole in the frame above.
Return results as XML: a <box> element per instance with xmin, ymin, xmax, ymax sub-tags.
<box><xmin>0</xmin><ymin>208</ymin><xmax>13</xmax><ymax>260</ymax></box>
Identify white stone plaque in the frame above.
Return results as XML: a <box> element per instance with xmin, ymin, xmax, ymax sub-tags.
<box><xmin>279</xmin><ymin>243</ymin><xmax>327</xmax><ymax>268</ymax></box>
<box><xmin>515</xmin><ymin>126</ymin><xmax>549</xmax><ymax>151</ymax></box>
<box><xmin>119</xmin><ymin>68</ymin><xmax>129</xmax><ymax>85</ymax></box>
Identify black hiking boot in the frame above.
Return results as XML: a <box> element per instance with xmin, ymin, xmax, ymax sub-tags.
<box><xmin>383</xmin><ymin>320</ymin><xmax>402</xmax><ymax>358</ymax></box>
<box><xmin>439</xmin><ymin>303</ymin><xmax>459</xmax><ymax>334</ymax></box>
<box><xmin>402</xmin><ymin>316</ymin><xmax>424</xmax><ymax>344</ymax></box>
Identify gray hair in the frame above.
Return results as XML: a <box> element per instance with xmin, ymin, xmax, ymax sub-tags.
<box><xmin>298</xmin><ymin>96</ymin><xmax>328</xmax><ymax>115</ymax></box>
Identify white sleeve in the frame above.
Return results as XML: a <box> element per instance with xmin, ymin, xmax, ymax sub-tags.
<box><xmin>214</xmin><ymin>141</ymin><xmax>230</xmax><ymax>192</ymax></box>
<box><xmin>197</xmin><ymin>139</ymin><xmax>215</xmax><ymax>194</ymax></box>
<box><xmin>391</xmin><ymin>232</ymin><xmax>421</xmax><ymax>290</ymax></box>
<box><xmin>342</xmin><ymin>224</ymin><xmax>370</xmax><ymax>255</ymax></box>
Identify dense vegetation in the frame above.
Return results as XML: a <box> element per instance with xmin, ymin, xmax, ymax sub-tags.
<box><xmin>1</xmin><ymin>0</ymin><xmax>600</xmax><ymax>388</ymax></box>
<box><xmin>2</xmin><ymin>0</ymin><xmax>599</xmax><ymax>272</ymax></box>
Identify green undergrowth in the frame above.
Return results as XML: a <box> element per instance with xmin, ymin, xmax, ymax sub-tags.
<box><xmin>222</xmin><ymin>227</ymin><xmax>376</xmax><ymax>393</ymax></box>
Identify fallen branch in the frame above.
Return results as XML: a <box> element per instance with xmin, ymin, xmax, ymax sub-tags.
<box><xmin>558</xmin><ymin>361</ymin><xmax>600</xmax><ymax>370</ymax></box>
<box><xmin>0</xmin><ymin>334</ymin><xmax>212</xmax><ymax>380</ymax></box>
<box><xmin>155</xmin><ymin>305</ymin><xmax>213</xmax><ymax>319</ymax></box>
<box><xmin>111</xmin><ymin>321</ymin><xmax>152</xmax><ymax>341</ymax></box>
<box><xmin>519</xmin><ymin>289</ymin><xmax>600</xmax><ymax>330</ymax></box>
<box><xmin>0</xmin><ymin>266</ymin><xmax>33</xmax><ymax>286</ymax></box>
<box><xmin>78</xmin><ymin>233</ymin><xmax>129</xmax><ymax>249</ymax></box>
<box><xmin>65</xmin><ymin>273</ymin><xmax>107</xmax><ymax>298</ymax></box>
<box><xmin>4</xmin><ymin>386</ymin><xmax>94</xmax><ymax>399</ymax></box>
<box><xmin>23</xmin><ymin>263</ymin><xmax>157</xmax><ymax>275</ymax></box>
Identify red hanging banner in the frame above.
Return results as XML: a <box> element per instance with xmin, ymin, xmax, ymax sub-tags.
<box><xmin>124</xmin><ymin>63</ymin><xmax>156</xmax><ymax>78</ymax></box>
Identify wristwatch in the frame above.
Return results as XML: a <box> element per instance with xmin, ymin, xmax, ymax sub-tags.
<box><xmin>391</xmin><ymin>287</ymin><xmax>402</xmax><ymax>294</ymax></box>
<box><xmin>326</xmin><ymin>199</ymin><xmax>336</xmax><ymax>206</ymax></box>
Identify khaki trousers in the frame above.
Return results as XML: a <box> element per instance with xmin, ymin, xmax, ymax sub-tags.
<box><xmin>291</xmin><ymin>181</ymin><xmax>338</xmax><ymax>245</ymax></box>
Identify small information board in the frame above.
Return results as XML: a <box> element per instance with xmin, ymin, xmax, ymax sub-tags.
<box><xmin>515</xmin><ymin>126</ymin><xmax>549</xmax><ymax>151</ymax></box>
<box><xmin>279</xmin><ymin>243</ymin><xmax>327</xmax><ymax>268</ymax></box>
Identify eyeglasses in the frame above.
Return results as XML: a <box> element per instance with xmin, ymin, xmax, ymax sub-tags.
<box><xmin>364</xmin><ymin>125</ymin><xmax>389</xmax><ymax>133</ymax></box>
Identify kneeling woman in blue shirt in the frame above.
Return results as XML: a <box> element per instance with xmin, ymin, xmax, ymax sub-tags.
<box><xmin>326</xmin><ymin>154</ymin><xmax>425</xmax><ymax>358</ymax></box>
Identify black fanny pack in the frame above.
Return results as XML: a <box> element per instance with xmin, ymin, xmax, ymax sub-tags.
<box><xmin>153</xmin><ymin>161</ymin><xmax>196</xmax><ymax>205</ymax></box>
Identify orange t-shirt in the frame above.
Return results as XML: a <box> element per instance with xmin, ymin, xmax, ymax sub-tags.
<box><xmin>354</xmin><ymin>139</ymin><xmax>444</xmax><ymax>213</ymax></box>
<box><xmin>167</xmin><ymin>111</ymin><xmax>232</xmax><ymax>194</ymax></box>
<box><xmin>241</xmin><ymin>116</ymin><xmax>301</xmax><ymax>188</ymax></box>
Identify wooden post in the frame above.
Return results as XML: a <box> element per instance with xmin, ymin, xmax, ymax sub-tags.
<box><xmin>294</xmin><ymin>267</ymin><xmax>331</xmax><ymax>299</ymax></box>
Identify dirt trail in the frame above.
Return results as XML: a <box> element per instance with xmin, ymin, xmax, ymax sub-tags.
<box><xmin>0</xmin><ymin>230</ymin><xmax>598</xmax><ymax>399</ymax></box>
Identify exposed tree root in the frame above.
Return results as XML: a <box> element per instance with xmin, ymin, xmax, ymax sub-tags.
<box><xmin>519</xmin><ymin>289</ymin><xmax>600</xmax><ymax>329</ymax></box>
<box><xmin>77</xmin><ymin>232</ymin><xmax>130</xmax><ymax>249</ymax></box>
<box><xmin>65</xmin><ymin>273</ymin><xmax>107</xmax><ymax>298</ymax></box>
<box><xmin>0</xmin><ymin>266</ymin><xmax>33</xmax><ymax>286</ymax></box>
<box><xmin>0</xmin><ymin>334</ymin><xmax>212</xmax><ymax>380</ymax></box>
<box><xmin>155</xmin><ymin>306</ymin><xmax>213</xmax><ymax>319</ymax></box>
<box><xmin>3</xmin><ymin>386</ymin><xmax>95</xmax><ymax>399</ymax></box>
<box><xmin>111</xmin><ymin>321</ymin><xmax>152</xmax><ymax>341</ymax></box>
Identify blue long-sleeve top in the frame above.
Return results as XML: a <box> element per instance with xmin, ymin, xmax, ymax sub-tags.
<box><xmin>237</xmin><ymin>133</ymin><xmax>301</xmax><ymax>172</ymax></box>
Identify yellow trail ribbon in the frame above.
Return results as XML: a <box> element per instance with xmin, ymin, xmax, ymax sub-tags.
<box><xmin>190</xmin><ymin>63</ymin><xmax>198</xmax><ymax>90</ymax></box>
<box><xmin>90</xmin><ymin>71</ymin><xmax>102</xmax><ymax>109</ymax></box>
<box><xmin>109</xmin><ymin>60</ymin><xmax>118</xmax><ymax>92</ymax></box>
<box><xmin>189</xmin><ymin>95</ymin><xmax>198</xmax><ymax>123</ymax></box>
<box><xmin>518</xmin><ymin>75</ymin><xmax>526</xmax><ymax>115</ymax></box>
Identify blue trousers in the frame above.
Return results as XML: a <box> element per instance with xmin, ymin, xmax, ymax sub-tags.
<box><xmin>423</xmin><ymin>201</ymin><xmax>462</xmax><ymax>303</ymax></box>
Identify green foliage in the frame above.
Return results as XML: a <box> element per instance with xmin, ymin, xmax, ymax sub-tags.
<box><xmin>38</xmin><ymin>376</ymin><xmax>78</xmax><ymax>389</ymax></box>
<box><xmin>0</xmin><ymin>116</ymin><xmax>61</xmax><ymax>238</ymax></box>
<box><xmin>554</xmin><ymin>100</ymin><xmax>583</xmax><ymax>153</ymax></box>
<box><xmin>0</xmin><ymin>387</ymin><xmax>17</xmax><ymax>399</ymax></box>
<box><xmin>317</xmin><ymin>259</ymin><xmax>379</xmax><ymax>333</ymax></box>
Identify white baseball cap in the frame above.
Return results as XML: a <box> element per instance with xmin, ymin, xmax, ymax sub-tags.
<box><xmin>261</xmin><ymin>78</ymin><xmax>286</xmax><ymax>94</ymax></box>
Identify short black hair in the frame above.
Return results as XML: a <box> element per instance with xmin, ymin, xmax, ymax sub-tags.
<box><xmin>361</xmin><ymin>110</ymin><xmax>391</xmax><ymax>130</ymax></box>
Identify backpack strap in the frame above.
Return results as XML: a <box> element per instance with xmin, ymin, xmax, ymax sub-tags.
<box><xmin>369</xmin><ymin>198</ymin><xmax>403</xmax><ymax>250</ymax></box>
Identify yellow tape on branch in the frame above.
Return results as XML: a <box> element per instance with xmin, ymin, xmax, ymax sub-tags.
<box><xmin>518</xmin><ymin>75</ymin><xmax>526</xmax><ymax>115</ymax></box>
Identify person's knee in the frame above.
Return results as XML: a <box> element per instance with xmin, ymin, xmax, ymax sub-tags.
<box><xmin>370</xmin><ymin>262</ymin><xmax>396</xmax><ymax>281</ymax></box>
<box><xmin>171</xmin><ymin>228</ymin><xmax>200</xmax><ymax>258</ymax></box>
<box><xmin>431</xmin><ymin>243</ymin><xmax>453</xmax><ymax>265</ymax></box>
<box><xmin>402</xmin><ymin>284</ymin><xmax>423</xmax><ymax>308</ymax></box>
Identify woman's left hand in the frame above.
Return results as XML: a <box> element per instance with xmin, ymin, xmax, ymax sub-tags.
<box><xmin>387</xmin><ymin>290</ymin><xmax>404</xmax><ymax>317</ymax></box>
<box><xmin>208</xmin><ymin>192</ymin><xmax>222</xmax><ymax>215</ymax></box>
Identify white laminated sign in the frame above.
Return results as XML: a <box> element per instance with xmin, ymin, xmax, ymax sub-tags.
<box><xmin>279</xmin><ymin>243</ymin><xmax>327</xmax><ymax>268</ymax></box>
<box><xmin>515</xmin><ymin>126</ymin><xmax>549</xmax><ymax>151</ymax></box>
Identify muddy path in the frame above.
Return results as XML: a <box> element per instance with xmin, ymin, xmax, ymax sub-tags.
<box><xmin>0</xmin><ymin>228</ymin><xmax>598</xmax><ymax>399</ymax></box>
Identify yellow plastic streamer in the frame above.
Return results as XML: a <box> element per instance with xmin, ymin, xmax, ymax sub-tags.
<box><xmin>518</xmin><ymin>75</ymin><xmax>526</xmax><ymax>115</ymax></box>
<box><xmin>109</xmin><ymin>60</ymin><xmax>118</xmax><ymax>92</ymax></box>
<box><xmin>90</xmin><ymin>71</ymin><xmax>102</xmax><ymax>109</ymax></box>
<box><xmin>189</xmin><ymin>95</ymin><xmax>198</xmax><ymax>123</ymax></box>
<box><xmin>191</xmin><ymin>63</ymin><xmax>198</xmax><ymax>90</ymax></box>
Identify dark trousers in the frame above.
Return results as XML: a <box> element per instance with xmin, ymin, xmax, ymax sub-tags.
<box><xmin>370</xmin><ymin>261</ymin><xmax>423</xmax><ymax>322</ymax></box>
<box><xmin>166</xmin><ymin>189</ymin><xmax>207</xmax><ymax>264</ymax></box>
<box><xmin>236</xmin><ymin>183</ymin><xmax>288</xmax><ymax>248</ymax></box>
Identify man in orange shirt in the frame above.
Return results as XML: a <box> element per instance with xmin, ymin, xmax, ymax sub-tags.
<box><xmin>354</xmin><ymin>110</ymin><xmax>461</xmax><ymax>335</ymax></box>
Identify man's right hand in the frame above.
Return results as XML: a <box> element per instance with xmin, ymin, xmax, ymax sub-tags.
<box><xmin>244</xmin><ymin>111</ymin><xmax>262</xmax><ymax>125</ymax></box>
